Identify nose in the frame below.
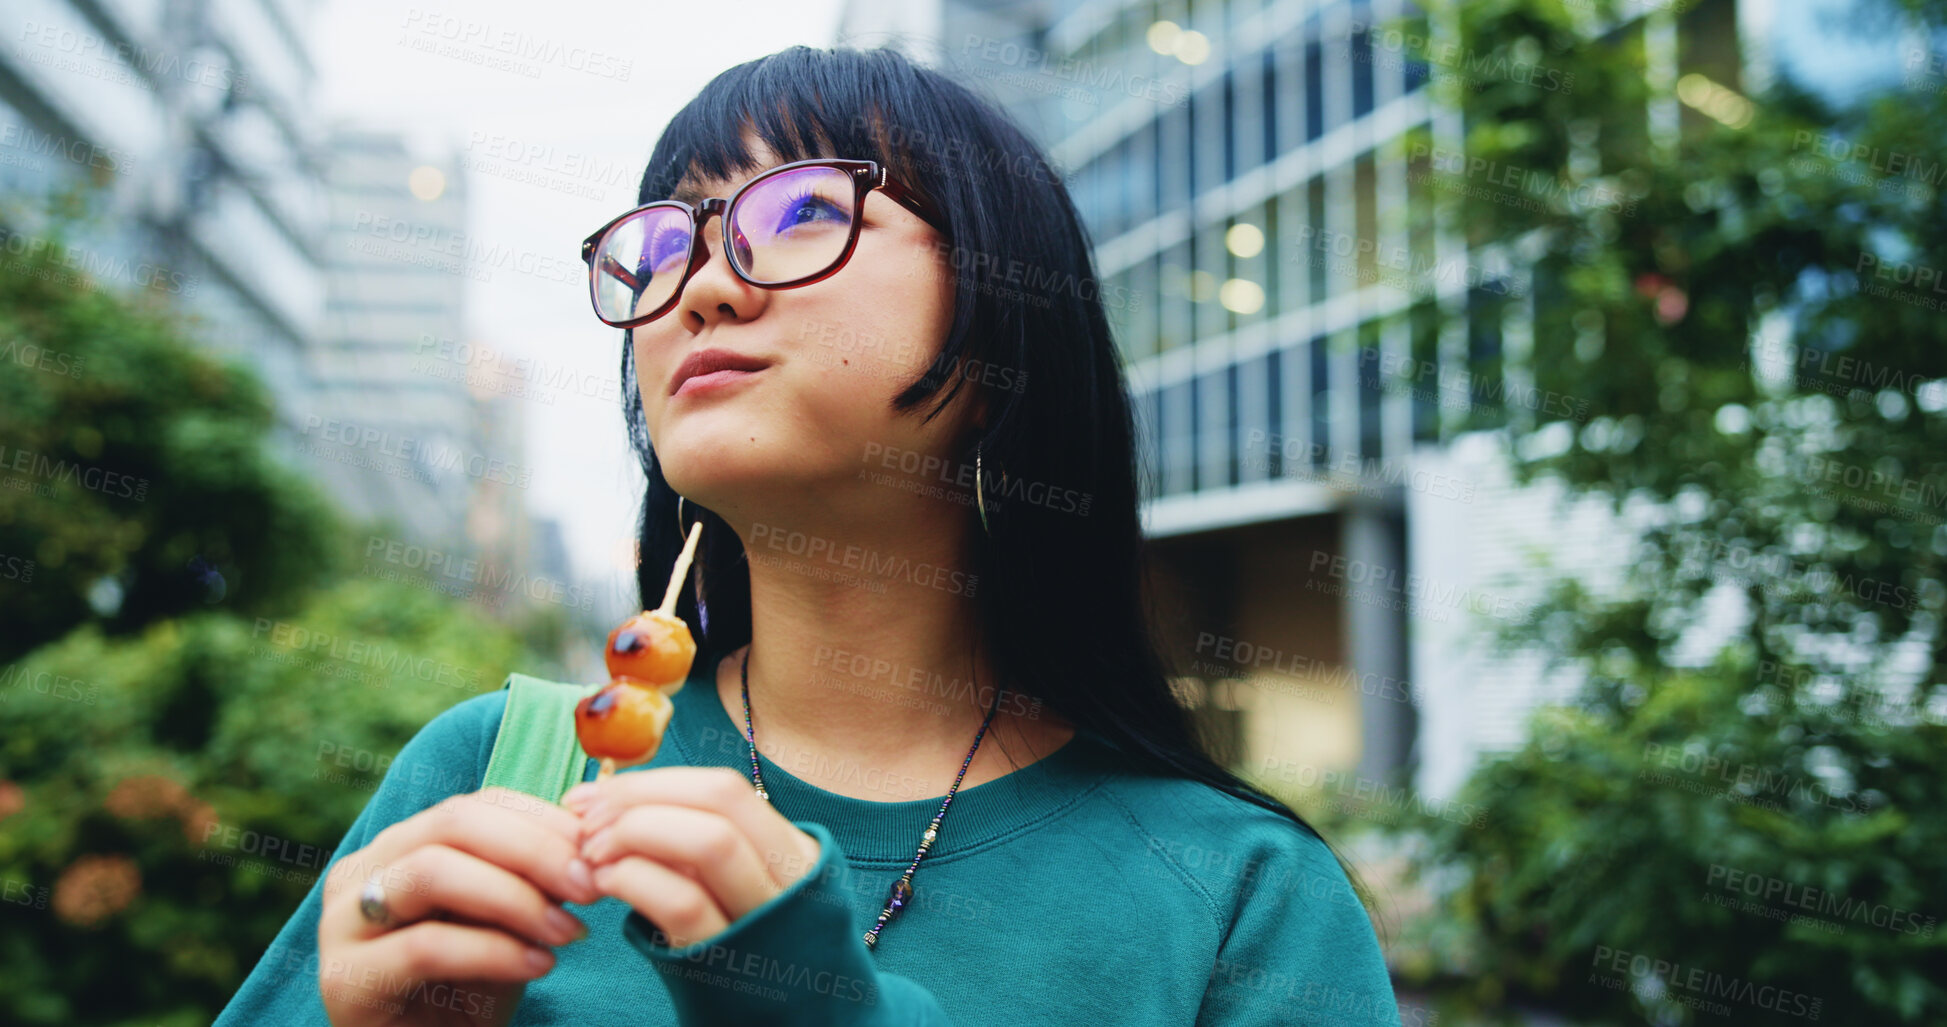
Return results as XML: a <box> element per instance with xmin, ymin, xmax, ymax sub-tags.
<box><xmin>673</xmin><ymin>198</ymin><xmax>764</xmax><ymax>334</ymax></box>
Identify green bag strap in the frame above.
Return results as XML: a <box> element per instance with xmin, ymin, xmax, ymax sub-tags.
<box><xmin>481</xmin><ymin>673</ymin><xmax>599</xmax><ymax>804</ymax></box>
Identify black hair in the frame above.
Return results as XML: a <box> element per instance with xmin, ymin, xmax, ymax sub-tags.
<box><xmin>619</xmin><ymin>45</ymin><xmax>1338</xmax><ymax>852</ymax></box>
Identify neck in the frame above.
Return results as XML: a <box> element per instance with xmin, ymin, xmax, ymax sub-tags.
<box><xmin>706</xmin><ymin>501</ymin><xmax>1071</xmax><ymax>799</ymax></box>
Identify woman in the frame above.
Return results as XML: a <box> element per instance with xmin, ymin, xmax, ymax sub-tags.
<box><xmin>215</xmin><ymin>45</ymin><xmax>1398</xmax><ymax>1026</ymax></box>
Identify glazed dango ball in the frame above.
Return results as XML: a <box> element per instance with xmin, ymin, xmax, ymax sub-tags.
<box><xmin>575</xmin><ymin>682</ymin><xmax>675</xmax><ymax>768</ymax></box>
<box><xmin>605</xmin><ymin>610</ymin><xmax>696</xmax><ymax>691</ymax></box>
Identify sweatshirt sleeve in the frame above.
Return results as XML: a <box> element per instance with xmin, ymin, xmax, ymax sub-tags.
<box><xmin>623</xmin><ymin>820</ymin><xmax>954</xmax><ymax>1026</ymax></box>
<box><xmin>211</xmin><ymin>692</ymin><xmax>503</xmax><ymax>1026</ymax></box>
<box><xmin>1193</xmin><ymin>829</ymin><xmax>1401</xmax><ymax>1027</ymax></box>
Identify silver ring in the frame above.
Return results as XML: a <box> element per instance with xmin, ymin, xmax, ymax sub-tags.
<box><xmin>358</xmin><ymin>876</ymin><xmax>391</xmax><ymax>926</ymax></box>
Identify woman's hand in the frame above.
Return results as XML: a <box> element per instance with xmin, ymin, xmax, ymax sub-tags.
<box><xmin>563</xmin><ymin>767</ymin><xmax>823</xmax><ymax>950</ymax></box>
<box><xmin>316</xmin><ymin>788</ymin><xmax>602</xmax><ymax>1027</ymax></box>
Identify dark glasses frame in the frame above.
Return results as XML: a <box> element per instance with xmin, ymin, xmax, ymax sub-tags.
<box><xmin>579</xmin><ymin>157</ymin><xmax>950</xmax><ymax>329</ymax></box>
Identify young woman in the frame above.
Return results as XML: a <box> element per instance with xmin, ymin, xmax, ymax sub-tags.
<box><xmin>215</xmin><ymin>45</ymin><xmax>1398</xmax><ymax>1026</ymax></box>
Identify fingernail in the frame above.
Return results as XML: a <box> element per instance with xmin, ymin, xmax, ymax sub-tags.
<box><xmin>526</xmin><ymin>947</ymin><xmax>553</xmax><ymax>973</ymax></box>
<box><xmin>581</xmin><ymin>800</ymin><xmax>610</xmax><ymax>825</ymax></box>
<box><xmin>583</xmin><ymin>829</ymin><xmax>612</xmax><ymax>860</ymax></box>
<box><xmin>545</xmin><ymin>906</ymin><xmax>586</xmax><ymax>943</ymax></box>
<box><xmin>568</xmin><ymin>858</ymin><xmax>595</xmax><ymax>896</ymax></box>
<box><xmin>562</xmin><ymin>784</ymin><xmax>594</xmax><ymax>807</ymax></box>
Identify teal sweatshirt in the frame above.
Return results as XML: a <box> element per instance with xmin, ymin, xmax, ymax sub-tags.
<box><xmin>213</xmin><ymin>664</ymin><xmax>1399</xmax><ymax>1025</ymax></box>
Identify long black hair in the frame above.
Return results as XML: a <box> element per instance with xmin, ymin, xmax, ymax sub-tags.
<box><xmin>620</xmin><ymin>45</ymin><xmax>1336</xmax><ymax>851</ymax></box>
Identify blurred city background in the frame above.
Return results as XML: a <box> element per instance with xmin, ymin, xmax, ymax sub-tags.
<box><xmin>1</xmin><ymin>0</ymin><xmax>1941</xmax><ymax>1023</ymax></box>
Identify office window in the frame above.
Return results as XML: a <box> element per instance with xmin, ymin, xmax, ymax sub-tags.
<box><xmin>1410</xmin><ymin>300</ymin><xmax>1441</xmax><ymax>443</ymax></box>
<box><xmin>1261</xmin><ymin>49</ymin><xmax>1279</xmax><ymax>162</ymax></box>
<box><xmin>1161</xmin><ymin>239</ymin><xmax>1193</xmax><ymax>352</ymax></box>
<box><xmin>1351</xmin><ymin>4</ymin><xmax>1375</xmax><ymax>118</ymax></box>
<box><xmin>1307</xmin><ymin>177</ymin><xmax>1328</xmax><ymax>303</ymax></box>
<box><xmin>1264</xmin><ymin>348</ymin><xmax>1285</xmax><ymax>477</ymax></box>
<box><xmin>1467</xmin><ymin>285</ymin><xmax>1508</xmax><ymax>431</ymax></box>
<box><xmin>1167</xmin><ymin>379</ymin><xmax>1196</xmax><ymax>494</ymax></box>
<box><xmin>1226</xmin><ymin>364</ymin><xmax>1242</xmax><ymax>486</ymax></box>
<box><xmin>1222</xmin><ymin>69</ymin><xmax>1237</xmax><ymax>183</ymax></box>
<box><xmin>1358</xmin><ymin>321</ymin><xmax>1383</xmax><ymax>460</ymax></box>
<box><xmin>1308</xmin><ymin>336</ymin><xmax>1330</xmax><ymax>465</ymax></box>
<box><xmin>1402</xmin><ymin>10</ymin><xmax>1431</xmax><ymax>93</ymax></box>
<box><xmin>1304</xmin><ymin>30</ymin><xmax>1324</xmax><ymax>142</ymax></box>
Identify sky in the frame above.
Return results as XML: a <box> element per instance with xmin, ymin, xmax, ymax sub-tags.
<box><xmin>314</xmin><ymin>0</ymin><xmax>847</xmax><ymax>605</ymax></box>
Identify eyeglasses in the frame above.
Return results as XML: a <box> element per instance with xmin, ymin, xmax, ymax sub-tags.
<box><xmin>579</xmin><ymin>158</ymin><xmax>949</xmax><ymax>329</ymax></box>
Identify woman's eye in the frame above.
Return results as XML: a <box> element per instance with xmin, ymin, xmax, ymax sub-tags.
<box><xmin>773</xmin><ymin>194</ymin><xmax>846</xmax><ymax>235</ymax></box>
<box><xmin>647</xmin><ymin>227</ymin><xmax>690</xmax><ymax>271</ymax></box>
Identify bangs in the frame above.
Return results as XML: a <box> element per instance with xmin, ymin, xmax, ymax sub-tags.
<box><xmin>637</xmin><ymin>47</ymin><xmax>928</xmax><ymax>207</ymax></box>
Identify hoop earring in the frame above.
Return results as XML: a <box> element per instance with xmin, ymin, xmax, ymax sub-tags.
<box><xmin>975</xmin><ymin>443</ymin><xmax>992</xmax><ymax>536</ymax></box>
<box><xmin>674</xmin><ymin>495</ymin><xmax>710</xmax><ymax>637</ymax></box>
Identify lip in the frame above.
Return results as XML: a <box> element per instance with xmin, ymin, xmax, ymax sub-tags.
<box><xmin>668</xmin><ymin>347</ymin><xmax>774</xmax><ymax>397</ymax></box>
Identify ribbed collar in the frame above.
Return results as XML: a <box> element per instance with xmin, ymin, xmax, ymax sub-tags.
<box><xmin>658</xmin><ymin>660</ymin><xmax>1121</xmax><ymax>865</ymax></box>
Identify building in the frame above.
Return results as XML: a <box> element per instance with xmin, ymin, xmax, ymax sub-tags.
<box><xmin>842</xmin><ymin>0</ymin><xmax>1908</xmax><ymax>799</ymax></box>
<box><xmin>0</xmin><ymin>0</ymin><xmax>326</xmax><ymax>421</ymax></box>
<box><xmin>0</xmin><ymin>1</ymin><xmax>575</xmax><ymax>624</ymax></box>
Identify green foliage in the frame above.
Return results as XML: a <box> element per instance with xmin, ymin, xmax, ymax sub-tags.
<box><xmin>1394</xmin><ymin>0</ymin><xmax>1947</xmax><ymax>1023</ymax></box>
<box><xmin>0</xmin><ymin>205</ymin><xmax>342</xmax><ymax>661</ymax></box>
<box><xmin>1400</xmin><ymin>665</ymin><xmax>1945</xmax><ymax>1023</ymax></box>
<box><xmin>0</xmin><ymin>193</ymin><xmax>574</xmax><ymax>1024</ymax></box>
<box><xmin>0</xmin><ymin>583</ymin><xmax>524</xmax><ymax>1025</ymax></box>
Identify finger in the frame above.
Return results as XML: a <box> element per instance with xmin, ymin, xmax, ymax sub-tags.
<box><xmin>341</xmin><ymin>920</ymin><xmax>555</xmax><ymax>988</ymax></box>
<box><xmin>365</xmin><ymin>794</ymin><xmax>600</xmax><ymax>907</ymax></box>
<box><xmin>564</xmin><ymin>767</ymin><xmax>813</xmax><ymax>882</ymax></box>
<box><xmin>593</xmin><ymin>855</ymin><xmax>731</xmax><ymax>951</ymax></box>
<box><xmin>345</xmin><ymin>844</ymin><xmax>586</xmax><ymax>947</ymax></box>
<box><xmin>581</xmin><ymin>806</ymin><xmax>782</xmax><ymax>920</ymax></box>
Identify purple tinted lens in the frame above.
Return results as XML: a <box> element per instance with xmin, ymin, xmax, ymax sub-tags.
<box><xmin>593</xmin><ymin>205</ymin><xmax>692</xmax><ymax>322</ymax></box>
<box><xmin>727</xmin><ymin>166</ymin><xmax>857</xmax><ymax>284</ymax></box>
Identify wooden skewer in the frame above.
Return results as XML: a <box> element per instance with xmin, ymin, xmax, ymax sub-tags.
<box><xmin>657</xmin><ymin>521</ymin><xmax>704</xmax><ymax>618</ymax></box>
<box><xmin>590</xmin><ymin>523</ymin><xmax>703</xmax><ymax>784</ymax></box>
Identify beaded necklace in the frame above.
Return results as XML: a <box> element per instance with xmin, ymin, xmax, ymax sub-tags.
<box><xmin>738</xmin><ymin>646</ymin><xmax>1002</xmax><ymax>949</ymax></box>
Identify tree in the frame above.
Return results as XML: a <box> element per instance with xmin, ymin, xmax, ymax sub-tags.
<box><xmin>1392</xmin><ymin>0</ymin><xmax>1947</xmax><ymax>1022</ymax></box>
<box><xmin>0</xmin><ymin>198</ymin><xmax>342</xmax><ymax>662</ymax></box>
